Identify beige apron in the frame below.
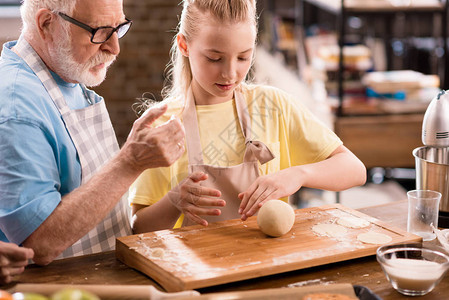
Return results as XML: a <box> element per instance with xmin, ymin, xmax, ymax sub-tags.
<box><xmin>182</xmin><ymin>86</ymin><xmax>275</xmax><ymax>226</ymax></box>
<box><xmin>15</xmin><ymin>38</ymin><xmax>132</xmax><ymax>258</ymax></box>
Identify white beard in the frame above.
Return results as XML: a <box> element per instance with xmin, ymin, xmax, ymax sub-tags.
<box><xmin>49</xmin><ymin>30</ymin><xmax>116</xmax><ymax>87</ymax></box>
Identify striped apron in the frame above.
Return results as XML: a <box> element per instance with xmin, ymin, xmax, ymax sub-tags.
<box><xmin>15</xmin><ymin>38</ymin><xmax>131</xmax><ymax>258</ymax></box>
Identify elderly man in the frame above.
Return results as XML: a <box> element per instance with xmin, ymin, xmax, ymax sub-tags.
<box><xmin>0</xmin><ymin>0</ymin><xmax>185</xmax><ymax>266</ymax></box>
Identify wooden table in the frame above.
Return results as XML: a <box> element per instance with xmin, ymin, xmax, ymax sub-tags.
<box><xmin>5</xmin><ymin>201</ymin><xmax>449</xmax><ymax>299</ymax></box>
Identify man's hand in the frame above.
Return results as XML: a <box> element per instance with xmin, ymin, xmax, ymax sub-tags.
<box><xmin>0</xmin><ymin>241</ymin><xmax>34</xmax><ymax>284</ymax></box>
<box><xmin>121</xmin><ymin>104</ymin><xmax>186</xmax><ymax>172</ymax></box>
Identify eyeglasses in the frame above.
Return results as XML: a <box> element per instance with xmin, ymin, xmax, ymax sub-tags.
<box><xmin>58</xmin><ymin>12</ymin><xmax>132</xmax><ymax>44</ymax></box>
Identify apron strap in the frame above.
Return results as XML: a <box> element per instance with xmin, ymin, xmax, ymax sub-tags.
<box><xmin>14</xmin><ymin>38</ymin><xmax>72</xmax><ymax>115</ymax></box>
<box><xmin>234</xmin><ymin>89</ymin><xmax>251</xmax><ymax>142</ymax></box>
<box><xmin>182</xmin><ymin>85</ymin><xmax>275</xmax><ymax>165</ymax></box>
<box><xmin>234</xmin><ymin>89</ymin><xmax>275</xmax><ymax>165</ymax></box>
<box><xmin>183</xmin><ymin>86</ymin><xmax>205</xmax><ymax>164</ymax></box>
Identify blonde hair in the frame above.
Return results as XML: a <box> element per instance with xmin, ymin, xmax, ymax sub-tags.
<box><xmin>162</xmin><ymin>0</ymin><xmax>258</xmax><ymax>100</ymax></box>
<box><xmin>20</xmin><ymin>0</ymin><xmax>77</xmax><ymax>35</ymax></box>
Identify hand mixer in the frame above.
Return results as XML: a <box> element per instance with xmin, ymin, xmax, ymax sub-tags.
<box><xmin>414</xmin><ymin>89</ymin><xmax>449</xmax><ymax>228</ymax></box>
<box><xmin>422</xmin><ymin>90</ymin><xmax>449</xmax><ymax>147</ymax></box>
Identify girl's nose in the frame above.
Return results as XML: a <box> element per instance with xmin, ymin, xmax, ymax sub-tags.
<box><xmin>221</xmin><ymin>61</ymin><xmax>237</xmax><ymax>80</ymax></box>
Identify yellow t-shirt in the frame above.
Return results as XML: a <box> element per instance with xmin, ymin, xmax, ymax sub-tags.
<box><xmin>128</xmin><ymin>85</ymin><xmax>342</xmax><ymax>226</ymax></box>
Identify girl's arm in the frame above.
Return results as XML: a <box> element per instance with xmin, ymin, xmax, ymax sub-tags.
<box><xmin>132</xmin><ymin>200</ymin><xmax>182</xmax><ymax>233</ymax></box>
<box><xmin>239</xmin><ymin>145</ymin><xmax>366</xmax><ymax>220</ymax></box>
<box><xmin>294</xmin><ymin>145</ymin><xmax>366</xmax><ymax>191</ymax></box>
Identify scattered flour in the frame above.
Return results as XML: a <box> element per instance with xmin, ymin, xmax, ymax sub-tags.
<box><xmin>287</xmin><ymin>278</ymin><xmax>335</xmax><ymax>288</ymax></box>
<box><xmin>312</xmin><ymin>223</ymin><xmax>348</xmax><ymax>237</ymax></box>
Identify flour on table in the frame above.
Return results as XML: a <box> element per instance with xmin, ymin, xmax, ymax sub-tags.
<box><xmin>337</xmin><ymin>216</ymin><xmax>370</xmax><ymax>229</ymax></box>
<box><xmin>357</xmin><ymin>232</ymin><xmax>392</xmax><ymax>244</ymax></box>
<box><xmin>151</xmin><ymin>247</ymin><xmax>165</xmax><ymax>258</ymax></box>
<box><xmin>312</xmin><ymin>223</ymin><xmax>347</xmax><ymax>237</ymax></box>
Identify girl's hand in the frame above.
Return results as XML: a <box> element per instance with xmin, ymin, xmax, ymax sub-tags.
<box><xmin>0</xmin><ymin>241</ymin><xmax>34</xmax><ymax>284</ymax></box>
<box><xmin>167</xmin><ymin>172</ymin><xmax>225</xmax><ymax>226</ymax></box>
<box><xmin>238</xmin><ymin>168</ymin><xmax>300</xmax><ymax>221</ymax></box>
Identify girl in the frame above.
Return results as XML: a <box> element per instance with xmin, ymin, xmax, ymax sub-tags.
<box><xmin>129</xmin><ymin>0</ymin><xmax>366</xmax><ymax>232</ymax></box>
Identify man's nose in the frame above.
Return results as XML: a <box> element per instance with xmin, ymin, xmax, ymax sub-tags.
<box><xmin>100</xmin><ymin>32</ymin><xmax>120</xmax><ymax>56</ymax></box>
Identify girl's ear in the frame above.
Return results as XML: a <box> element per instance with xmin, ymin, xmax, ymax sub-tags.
<box><xmin>177</xmin><ymin>34</ymin><xmax>189</xmax><ymax>57</ymax></box>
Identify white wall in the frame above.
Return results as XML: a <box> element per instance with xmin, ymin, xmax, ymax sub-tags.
<box><xmin>0</xmin><ymin>6</ymin><xmax>21</xmax><ymax>41</ymax></box>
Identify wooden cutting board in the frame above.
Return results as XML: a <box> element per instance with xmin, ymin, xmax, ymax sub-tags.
<box><xmin>116</xmin><ymin>204</ymin><xmax>420</xmax><ymax>292</ymax></box>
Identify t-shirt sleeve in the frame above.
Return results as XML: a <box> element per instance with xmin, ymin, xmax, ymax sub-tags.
<box><xmin>128</xmin><ymin>166</ymin><xmax>172</xmax><ymax>206</ymax></box>
<box><xmin>278</xmin><ymin>89</ymin><xmax>343</xmax><ymax>167</ymax></box>
<box><xmin>0</xmin><ymin>118</ymin><xmax>61</xmax><ymax>244</ymax></box>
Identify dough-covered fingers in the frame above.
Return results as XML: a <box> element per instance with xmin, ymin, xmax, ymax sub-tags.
<box><xmin>183</xmin><ymin>205</ymin><xmax>222</xmax><ymax>226</ymax></box>
<box><xmin>182</xmin><ymin>173</ymin><xmax>221</xmax><ymax>199</ymax></box>
<box><xmin>188</xmin><ymin>171</ymin><xmax>208</xmax><ymax>182</ymax></box>
<box><xmin>168</xmin><ymin>173</ymin><xmax>224</xmax><ymax>218</ymax></box>
<box><xmin>180</xmin><ymin>186</ymin><xmax>224</xmax><ymax>207</ymax></box>
<box><xmin>187</xmin><ymin>195</ymin><xmax>225</xmax><ymax>208</ymax></box>
<box><xmin>242</xmin><ymin>186</ymin><xmax>268</xmax><ymax>213</ymax></box>
<box><xmin>239</xmin><ymin>182</ymin><xmax>268</xmax><ymax>218</ymax></box>
<box><xmin>187</xmin><ymin>185</ymin><xmax>221</xmax><ymax>198</ymax></box>
<box><xmin>238</xmin><ymin>182</ymin><xmax>258</xmax><ymax>214</ymax></box>
<box><xmin>243</xmin><ymin>187</ymin><xmax>275</xmax><ymax>219</ymax></box>
<box><xmin>184</xmin><ymin>211</ymin><xmax>208</xmax><ymax>227</ymax></box>
<box><xmin>186</xmin><ymin>206</ymin><xmax>222</xmax><ymax>217</ymax></box>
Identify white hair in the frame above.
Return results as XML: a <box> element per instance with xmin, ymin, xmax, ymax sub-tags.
<box><xmin>20</xmin><ymin>0</ymin><xmax>77</xmax><ymax>35</ymax></box>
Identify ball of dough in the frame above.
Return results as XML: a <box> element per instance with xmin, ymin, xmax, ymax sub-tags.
<box><xmin>257</xmin><ymin>200</ymin><xmax>295</xmax><ymax>237</ymax></box>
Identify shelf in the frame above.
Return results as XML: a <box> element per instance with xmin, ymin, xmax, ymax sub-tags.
<box><xmin>299</xmin><ymin>0</ymin><xmax>448</xmax><ymax>115</ymax></box>
<box><xmin>304</xmin><ymin>0</ymin><xmax>445</xmax><ymax>14</ymax></box>
<box><xmin>260</xmin><ymin>0</ymin><xmax>442</xmax><ymax>169</ymax></box>
<box><xmin>334</xmin><ymin>113</ymin><xmax>424</xmax><ymax>168</ymax></box>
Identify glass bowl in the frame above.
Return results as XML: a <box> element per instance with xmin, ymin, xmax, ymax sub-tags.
<box><xmin>376</xmin><ymin>243</ymin><xmax>449</xmax><ymax>296</ymax></box>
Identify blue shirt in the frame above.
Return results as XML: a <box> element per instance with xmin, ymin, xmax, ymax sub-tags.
<box><xmin>0</xmin><ymin>40</ymin><xmax>97</xmax><ymax>244</ymax></box>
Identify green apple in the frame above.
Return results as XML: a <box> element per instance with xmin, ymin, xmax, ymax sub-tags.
<box><xmin>50</xmin><ymin>289</ymin><xmax>99</xmax><ymax>300</ymax></box>
<box><xmin>12</xmin><ymin>293</ymin><xmax>49</xmax><ymax>300</ymax></box>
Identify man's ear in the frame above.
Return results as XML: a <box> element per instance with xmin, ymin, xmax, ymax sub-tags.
<box><xmin>177</xmin><ymin>34</ymin><xmax>189</xmax><ymax>57</ymax></box>
<box><xmin>35</xmin><ymin>8</ymin><xmax>57</xmax><ymax>42</ymax></box>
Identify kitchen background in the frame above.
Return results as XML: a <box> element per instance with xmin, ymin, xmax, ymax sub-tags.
<box><xmin>3</xmin><ymin>0</ymin><xmax>443</xmax><ymax>208</ymax></box>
